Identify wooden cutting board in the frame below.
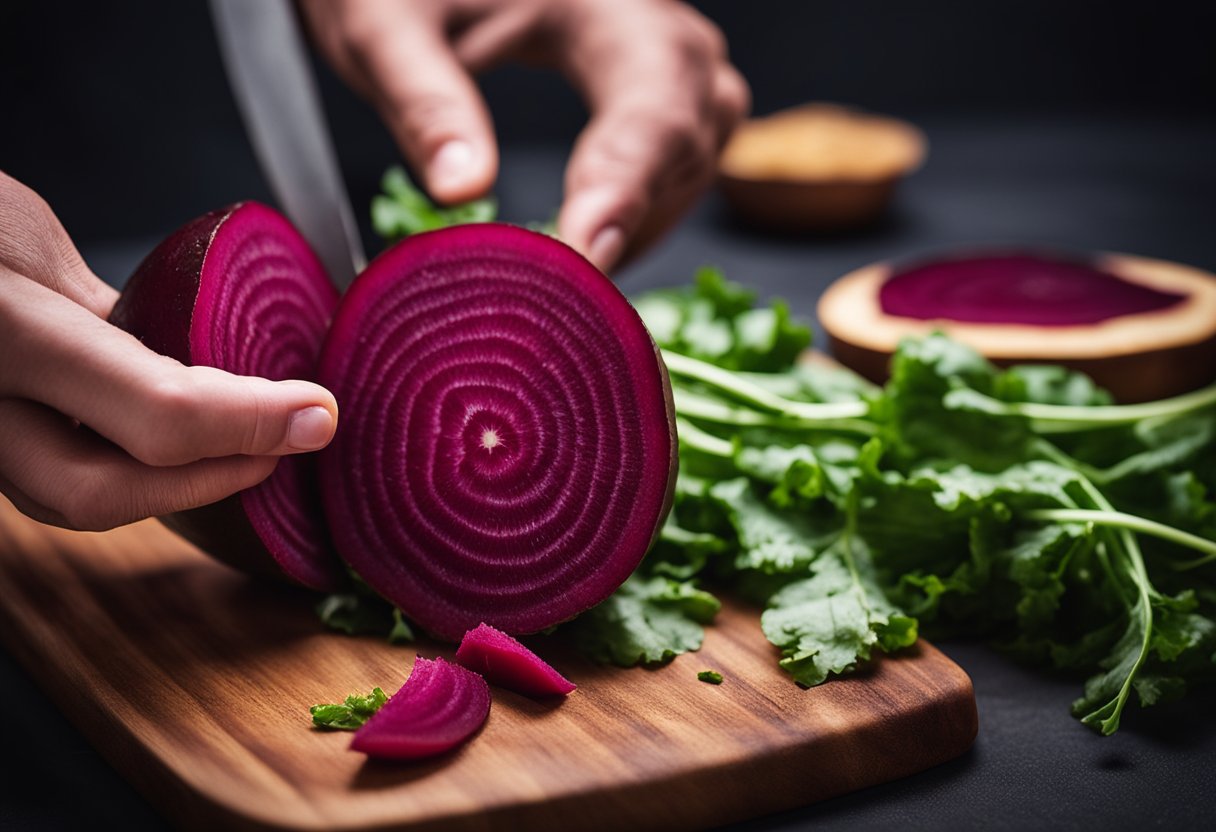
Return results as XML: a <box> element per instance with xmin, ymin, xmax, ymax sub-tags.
<box><xmin>0</xmin><ymin>498</ymin><xmax>976</xmax><ymax>831</ymax></box>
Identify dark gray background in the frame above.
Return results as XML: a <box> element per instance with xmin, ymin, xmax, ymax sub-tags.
<box><xmin>1</xmin><ymin>1</ymin><xmax>1214</xmax><ymax>830</ymax></box>
<box><xmin>2</xmin><ymin>0</ymin><xmax>1214</xmax><ymax>250</ymax></box>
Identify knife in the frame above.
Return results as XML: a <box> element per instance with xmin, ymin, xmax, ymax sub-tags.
<box><xmin>209</xmin><ymin>0</ymin><xmax>366</xmax><ymax>290</ymax></box>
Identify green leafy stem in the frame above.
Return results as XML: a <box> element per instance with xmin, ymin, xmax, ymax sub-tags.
<box><xmin>664</xmin><ymin>351</ymin><xmax>876</xmax><ymax>435</ymax></box>
<box><xmin>949</xmin><ymin>382</ymin><xmax>1216</xmax><ymax>433</ymax></box>
<box><xmin>1026</xmin><ymin>508</ymin><xmax>1216</xmax><ymax>570</ymax></box>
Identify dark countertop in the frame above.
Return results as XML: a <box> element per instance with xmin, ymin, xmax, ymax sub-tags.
<box><xmin>3</xmin><ymin>116</ymin><xmax>1214</xmax><ymax>830</ymax></box>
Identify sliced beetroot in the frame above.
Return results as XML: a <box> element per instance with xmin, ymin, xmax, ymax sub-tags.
<box><xmin>456</xmin><ymin>623</ymin><xmax>576</xmax><ymax>697</ymax></box>
<box><xmin>109</xmin><ymin>202</ymin><xmax>342</xmax><ymax>590</ymax></box>
<box><xmin>350</xmin><ymin>656</ymin><xmax>490</xmax><ymax>760</ymax></box>
<box><xmin>879</xmin><ymin>253</ymin><xmax>1187</xmax><ymax>326</ymax></box>
<box><xmin>318</xmin><ymin>223</ymin><xmax>677</xmax><ymax>640</ymax></box>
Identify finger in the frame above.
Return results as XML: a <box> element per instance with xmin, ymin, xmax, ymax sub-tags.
<box><xmin>0</xmin><ymin>277</ymin><xmax>338</xmax><ymax>467</ymax></box>
<box><xmin>0</xmin><ymin>170</ymin><xmax>118</xmax><ymax>316</ymax></box>
<box><xmin>0</xmin><ymin>398</ymin><xmax>278</xmax><ymax>532</ymax></box>
<box><xmin>558</xmin><ymin>96</ymin><xmax>717</xmax><ymax>271</ymax></box>
<box><xmin>712</xmin><ymin>64</ymin><xmax>752</xmax><ymax>148</ymax></box>
<box><xmin>450</xmin><ymin>3</ymin><xmax>549</xmax><ymax>73</ymax></box>
<box><xmin>333</xmin><ymin>3</ymin><xmax>497</xmax><ymax>204</ymax></box>
<box><xmin>555</xmin><ymin>31</ymin><xmax>723</xmax><ymax>270</ymax></box>
<box><xmin>0</xmin><ymin>468</ymin><xmax>69</xmax><ymax>529</ymax></box>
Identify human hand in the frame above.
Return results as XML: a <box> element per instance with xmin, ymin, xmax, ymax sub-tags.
<box><xmin>0</xmin><ymin>172</ymin><xmax>338</xmax><ymax>531</ymax></box>
<box><xmin>300</xmin><ymin>0</ymin><xmax>749</xmax><ymax>270</ymax></box>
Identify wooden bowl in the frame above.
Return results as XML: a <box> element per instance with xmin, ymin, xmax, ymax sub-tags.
<box><xmin>818</xmin><ymin>249</ymin><xmax>1216</xmax><ymax>402</ymax></box>
<box><xmin>718</xmin><ymin>104</ymin><xmax>926</xmax><ymax>232</ymax></box>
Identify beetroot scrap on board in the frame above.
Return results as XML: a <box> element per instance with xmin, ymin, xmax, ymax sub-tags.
<box><xmin>109</xmin><ymin>202</ymin><xmax>342</xmax><ymax>590</ymax></box>
<box><xmin>318</xmin><ymin>223</ymin><xmax>678</xmax><ymax>641</ymax></box>
<box><xmin>456</xmin><ymin>623</ymin><xmax>576</xmax><ymax>697</ymax></box>
<box><xmin>350</xmin><ymin>657</ymin><xmax>491</xmax><ymax>761</ymax></box>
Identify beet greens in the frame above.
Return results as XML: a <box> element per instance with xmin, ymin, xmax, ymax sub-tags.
<box><xmin>631</xmin><ymin>270</ymin><xmax>1216</xmax><ymax>735</ymax></box>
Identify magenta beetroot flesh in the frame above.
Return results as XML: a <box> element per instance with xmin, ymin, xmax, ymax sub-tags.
<box><xmin>318</xmin><ymin>224</ymin><xmax>677</xmax><ymax>640</ymax></box>
<box><xmin>456</xmin><ymin>623</ymin><xmax>576</xmax><ymax>697</ymax></box>
<box><xmin>879</xmin><ymin>253</ymin><xmax>1187</xmax><ymax>326</ymax></box>
<box><xmin>350</xmin><ymin>657</ymin><xmax>490</xmax><ymax>760</ymax></box>
<box><xmin>109</xmin><ymin>202</ymin><xmax>342</xmax><ymax>590</ymax></box>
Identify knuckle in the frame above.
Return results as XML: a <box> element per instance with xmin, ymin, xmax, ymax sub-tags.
<box><xmin>335</xmin><ymin>5</ymin><xmax>395</xmax><ymax>54</ymax></box>
<box><xmin>387</xmin><ymin>91</ymin><xmax>469</xmax><ymax>153</ymax></box>
<box><xmin>716</xmin><ymin>69</ymin><xmax>752</xmax><ymax>127</ymax></box>
<box><xmin>667</xmin><ymin>13</ymin><xmax>720</xmax><ymax>63</ymax></box>
<box><xmin>132</xmin><ymin>378</ymin><xmax>199</xmax><ymax>465</ymax></box>
<box><xmin>237</xmin><ymin>388</ymin><xmax>276</xmax><ymax>456</ymax></box>
<box><xmin>655</xmin><ymin>116</ymin><xmax>710</xmax><ymax>166</ymax></box>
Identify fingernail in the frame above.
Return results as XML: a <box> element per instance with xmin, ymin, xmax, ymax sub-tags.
<box><xmin>429</xmin><ymin>140</ymin><xmax>474</xmax><ymax>196</ymax></box>
<box><xmin>287</xmin><ymin>406</ymin><xmax>335</xmax><ymax>451</ymax></box>
<box><xmin>588</xmin><ymin>225</ymin><xmax>626</xmax><ymax>271</ymax></box>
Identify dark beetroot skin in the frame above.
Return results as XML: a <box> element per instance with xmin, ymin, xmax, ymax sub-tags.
<box><xmin>109</xmin><ymin>202</ymin><xmax>342</xmax><ymax>590</ymax></box>
<box><xmin>350</xmin><ymin>657</ymin><xmax>490</xmax><ymax>761</ymax></box>
<box><xmin>318</xmin><ymin>224</ymin><xmax>678</xmax><ymax>641</ymax></box>
<box><xmin>456</xmin><ymin>623</ymin><xmax>576</xmax><ymax>697</ymax></box>
<box><xmin>879</xmin><ymin>253</ymin><xmax>1187</xmax><ymax>326</ymax></box>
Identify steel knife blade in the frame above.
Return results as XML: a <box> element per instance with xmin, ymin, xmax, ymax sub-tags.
<box><xmin>210</xmin><ymin>0</ymin><xmax>366</xmax><ymax>290</ymax></box>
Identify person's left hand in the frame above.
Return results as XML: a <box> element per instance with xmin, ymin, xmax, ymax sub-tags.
<box><xmin>300</xmin><ymin>0</ymin><xmax>749</xmax><ymax>271</ymax></box>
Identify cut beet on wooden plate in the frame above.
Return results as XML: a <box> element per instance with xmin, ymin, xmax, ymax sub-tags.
<box><xmin>318</xmin><ymin>223</ymin><xmax>678</xmax><ymax>641</ymax></box>
<box><xmin>819</xmin><ymin>249</ymin><xmax>1216</xmax><ymax>402</ymax></box>
<box><xmin>351</xmin><ymin>657</ymin><xmax>491</xmax><ymax>761</ymax></box>
<box><xmin>456</xmin><ymin>623</ymin><xmax>576</xmax><ymax>697</ymax></box>
<box><xmin>109</xmin><ymin>202</ymin><xmax>342</xmax><ymax>590</ymax></box>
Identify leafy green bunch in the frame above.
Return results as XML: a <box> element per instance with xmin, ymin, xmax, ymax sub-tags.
<box><xmin>576</xmin><ymin>269</ymin><xmax>1214</xmax><ymax>735</ymax></box>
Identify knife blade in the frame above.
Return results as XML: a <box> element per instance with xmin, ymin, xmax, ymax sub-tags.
<box><xmin>210</xmin><ymin>0</ymin><xmax>366</xmax><ymax>290</ymax></box>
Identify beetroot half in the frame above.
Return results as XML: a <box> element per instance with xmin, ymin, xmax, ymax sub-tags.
<box><xmin>350</xmin><ymin>657</ymin><xmax>490</xmax><ymax>760</ymax></box>
<box><xmin>456</xmin><ymin>623</ymin><xmax>576</xmax><ymax>697</ymax></box>
<box><xmin>109</xmin><ymin>202</ymin><xmax>342</xmax><ymax>590</ymax></box>
<box><xmin>318</xmin><ymin>224</ymin><xmax>678</xmax><ymax>640</ymax></box>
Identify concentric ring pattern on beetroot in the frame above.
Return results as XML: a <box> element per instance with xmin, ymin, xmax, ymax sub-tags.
<box><xmin>350</xmin><ymin>657</ymin><xmax>490</xmax><ymax>760</ymax></box>
<box><xmin>318</xmin><ymin>224</ymin><xmax>677</xmax><ymax>641</ymax></box>
<box><xmin>110</xmin><ymin>202</ymin><xmax>342</xmax><ymax>590</ymax></box>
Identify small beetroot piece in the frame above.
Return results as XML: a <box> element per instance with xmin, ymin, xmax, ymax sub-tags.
<box><xmin>456</xmin><ymin>623</ymin><xmax>576</xmax><ymax>697</ymax></box>
<box><xmin>350</xmin><ymin>657</ymin><xmax>490</xmax><ymax>761</ymax></box>
<box><xmin>319</xmin><ymin>224</ymin><xmax>677</xmax><ymax>640</ymax></box>
<box><xmin>109</xmin><ymin>203</ymin><xmax>342</xmax><ymax>590</ymax></box>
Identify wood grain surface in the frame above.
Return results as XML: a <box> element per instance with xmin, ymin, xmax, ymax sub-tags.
<box><xmin>0</xmin><ymin>498</ymin><xmax>977</xmax><ymax>831</ymax></box>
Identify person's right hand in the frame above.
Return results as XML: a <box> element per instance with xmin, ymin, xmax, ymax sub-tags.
<box><xmin>0</xmin><ymin>172</ymin><xmax>338</xmax><ymax>532</ymax></box>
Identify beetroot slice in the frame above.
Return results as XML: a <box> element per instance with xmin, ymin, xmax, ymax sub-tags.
<box><xmin>350</xmin><ymin>657</ymin><xmax>490</xmax><ymax>760</ymax></box>
<box><xmin>109</xmin><ymin>202</ymin><xmax>342</xmax><ymax>590</ymax></box>
<box><xmin>318</xmin><ymin>223</ymin><xmax>677</xmax><ymax>641</ymax></box>
<box><xmin>456</xmin><ymin>623</ymin><xmax>576</xmax><ymax>697</ymax></box>
<box><xmin>879</xmin><ymin>253</ymin><xmax>1187</xmax><ymax>326</ymax></box>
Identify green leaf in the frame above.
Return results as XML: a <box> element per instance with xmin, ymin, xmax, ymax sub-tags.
<box><xmin>761</xmin><ymin>528</ymin><xmax>917</xmax><ymax>687</ymax></box>
<box><xmin>697</xmin><ymin>670</ymin><xmax>724</xmax><ymax>684</ymax></box>
<box><xmin>881</xmin><ymin>334</ymin><xmax>1035</xmax><ymax>470</ymax></box>
<box><xmin>310</xmin><ymin>686</ymin><xmax>388</xmax><ymax>731</ymax></box>
<box><xmin>569</xmin><ymin>576</ymin><xmax>721</xmax><ymax>666</ymax></box>
<box><xmin>994</xmin><ymin>364</ymin><xmax>1114</xmax><ymax>407</ymax></box>
<box><xmin>632</xmin><ymin>270</ymin><xmax>811</xmax><ymax>372</ymax></box>
<box><xmin>708</xmin><ymin>478</ymin><xmax>840</xmax><ymax>574</ymax></box>
<box><xmin>316</xmin><ymin>588</ymin><xmax>415</xmax><ymax>644</ymax></box>
<box><xmin>372</xmin><ymin>165</ymin><xmax>497</xmax><ymax>242</ymax></box>
<box><xmin>643</xmin><ymin>514</ymin><xmax>730</xmax><ymax>580</ymax></box>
